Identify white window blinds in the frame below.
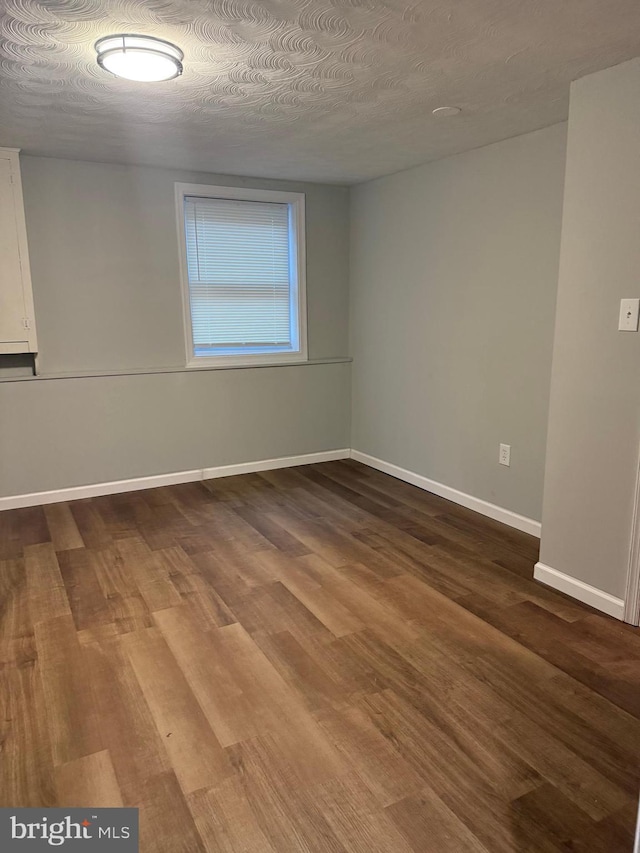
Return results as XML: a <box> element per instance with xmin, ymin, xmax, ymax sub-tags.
<box><xmin>184</xmin><ymin>195</ymin><xmax>298</xmax><ymax>357</ymax></box>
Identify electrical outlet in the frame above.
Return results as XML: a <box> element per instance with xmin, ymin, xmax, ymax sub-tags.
<box><xmin>499</xmin><ymin>443</ymin><xmax>511</xmax><ymax>467</ymax></box>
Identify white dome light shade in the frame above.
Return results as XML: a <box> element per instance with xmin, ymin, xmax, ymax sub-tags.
<box><xmin>95</xmin><ymin>34</ymin><xmax>183</xmax><ymax>82</ymax></box>
<box><xmin>432</xmin><ymin>106</ymin><xmax>462</xmax><ymax>117</ymax></box>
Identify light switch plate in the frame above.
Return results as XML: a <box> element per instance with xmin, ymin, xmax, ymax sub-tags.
<box><xmin>618</xmin><ymin>298</ymin><xmax>639</xmax><ymax>331</ymax></box>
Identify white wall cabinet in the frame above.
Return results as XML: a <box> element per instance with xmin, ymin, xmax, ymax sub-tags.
<box><xmin>0</xmin><ymin>147</ymin><xmax>37</xmax><ymax>355</ymax></box>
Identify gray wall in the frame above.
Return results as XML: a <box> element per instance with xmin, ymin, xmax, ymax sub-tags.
<box><xmin>21</xmin><ymin>156</ymin><xmax>349</xmax><ymax>373</ymax></box>
<box><xmin>350</xmin><ymin>124</ymin><xmax>567</xmax><ymax>522</ymax></box>
<box><xmin>0</xmin><ymin>365</ymin><xmax>350</xmax><ymax>496</ymax></box>
<box><xmin>540</xmin><ymin>59</ymin><xmax>640</xmax><ymax>599</ymax></box>
<box><xmin>0</xmin><ymin>157</ymin><xmax>351</xmax><ymax>497</ymax></box>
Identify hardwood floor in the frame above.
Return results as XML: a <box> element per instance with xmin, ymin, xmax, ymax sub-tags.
<box><xmin>1</xmin><ymin>459</ymin><xmax>639</xmax><ymax>851</ymax></box>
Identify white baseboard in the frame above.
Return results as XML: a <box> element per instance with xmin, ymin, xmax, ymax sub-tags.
<box><xmin>4</xmin><ymin>444</ymin><xmax>629</xmax><ymax>622</ymax></box>
<box><xmin>534</xmin><ymin>562</ymin><xmax>625</xmax><ymax>620</ymax></box>
<box><xmin>624</xmin><ymin>452</ymin><xmax>640</xmax><ymax>625</ymax></box>
<box><xmin>0</xmin><ymin>469</ymin><xmax>203</xmax><ymax>511</ymax></box>
<box><xmin>202</xmin><ymin>448</ymin><xmax>349</xmax><ymax>480</ymax></box>
<box><xmin>0</xmin><ymin>449</ymin><xmax>350</xmax><ymax>511</ymax></box>
<box><xmin>350</xmin><ymin>449</ymin><xmax>541</xmax><ymax>538</ymax></box>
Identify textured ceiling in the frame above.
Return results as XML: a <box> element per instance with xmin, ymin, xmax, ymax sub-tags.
<box><xmin>1</xmin><ymin>0</ymin><xmax>640</xmax><ymax>184</ymax></box>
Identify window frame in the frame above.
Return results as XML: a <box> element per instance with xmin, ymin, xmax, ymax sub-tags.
<box><xmin>175</xmin><ymin>182</ymin><xmax>308</xmax><ymax>369</ymax></box>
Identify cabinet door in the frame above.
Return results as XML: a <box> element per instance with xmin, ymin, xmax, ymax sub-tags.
<box><xmin>0</xmin><ymin>156</ymin><xmax>28</xmax><ymax>345</ymax></box>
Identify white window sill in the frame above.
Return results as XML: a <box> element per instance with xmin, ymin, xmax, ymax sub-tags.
<box><xmin>186</xmin><ymin>352</ymin><xmax>308</xmax><ymax>370</ymax></box>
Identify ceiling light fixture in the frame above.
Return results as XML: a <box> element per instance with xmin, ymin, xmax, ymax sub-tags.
<box><xmin>432</xmin><ymin>106</ymin><xmax>462</xmax><ymax>117</ymax></box>
<box><xmin>95</xmin><ymin>34</ymin><xmax>183</xmax><ymax>82</ymax></box>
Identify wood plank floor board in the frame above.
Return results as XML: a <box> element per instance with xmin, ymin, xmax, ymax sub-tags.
<box><xmin>137</xmin><ymin>504</ymin><xmax>194</xmax><ymax>551</ymax></box>
<box><xmin>1</xmin><ymin>460</ymin><xmax>639</xmax><ymax>852</ymax></box>
<box><xmin>315</xmin><ymin>704</ymin><xmax>425</xmax><ymax>808</ymax></box>
<box><xmin>253</xmin><ymin>629</ymin><xmax>348</xmax><ymax>714</ymax></box>
<box><xmin>259</xmin><ymin>477</ymin><xmax>374</xmax><ymax>531</ymax></box>
<box><xmin>135</xmin><ymin>770</ymin><xmax>207</xmax><ymax>853</ymax></box>
<box><xmin>306</xmin><ymin>772</ymin><xmax>417</xmax><ymax>853</ymax></box>
<box><xmin>509</xmin><ymin>783</ymin><xmax>635</xmax><ymax>853</ymax></box>
<box><xmin>464</xmin><ymin>597</ymin><xmax>640</xmax><ymax>717</ymax></box>
<box><xmin>68</xmin><ymin>499</ymin><xmax>114</xmax><ymax>550</ymax></box>
<box><xmin>230</xmin><ymin>580</ymin><xmax>336</xmax><ymax>646</ymax></box>
<box><xmin>456</xmin><ymin>648</ymin><xmax>640</xmax><ymax>796</ymax></box>
<box><xmin>57</xmin><ymin>547</ymin><xmax>115</xmax><ymax>631</ymax></box>
<box><xmin>357</xmin><ymin>687</ymin><xmax>529</xmax><ymax>831</ymax></box>
<box><xmin>345</xmin><ymin>638</ymin><xmax>545</xmax><ymax>804</ymax></box>
<box><xmin>0</xmin><ymin>661</ymin><xmax>56</xmax><ymax>808</ymax></box>
<box><xmin>0</xmin><ymin>511</ymin><xmax>24</xmax><ymax>560</ymax></box>
<box><xmin>80</xmin><ymin>635</ymin><xmax>172</xmax><ymax>805</ymax></box>
<box><xmin>169</xmin><ymin>568</ymin><xmax>237</xmax><ymax>631</ymax></box>
<box><xmin>34</xmin><ymin>614</ymin><xmax>105</xmax><ymax>767</ymax></box>
<box><xmin>55</xmin><ymin>750</ymin><xmax>124</xmax><ymax>808</ymax></box>
<box><xmin>25</xmin><ymin>542</ymin><xmax>72</xmax><ymax>625</ymax></box>
<box><xmin>44</xmin><ymin>502</ymin><xmax>85</xmax><ymax>552</ymax></box>
<box><xmin>153</xmin><ymin>605</ymin><xmax>255</xmax><ymax>749</ymax></box>
<box><xmin>232</xmin><ymin>505</ymin><xmax>312</xmax><ymax>556</ymax></box>
<box><xmin>212</xmin><ymin>621</ymin><xmax>346</xmax><ymax>786</ymax></box>
<box><xmin>123</xmin><ymin>627</ymin><xmax>233</xmax><ymax>795</ymax></box>
<box><xmin>258</xmin><ymin>550</ymin><xmax>367</xmax><ymax>638</ymax></box>
<box><xmin>0</xmin><ymin>557</ymin><xmax>31</xmax><ymax>668</ymax></box>
<box><xmin>14</xmin><ymin>505</ymin><xmax>51</xmax><ymax>548</ymax></box>
<box><xmin>387</xmin><ymin>789</ymin><xmax>494</xmax><ymax>853</ymax></box>
<box><xmin>223</xmin><ymin>734</ymin><xmax>350</xmax><ymax>853</ymax></box>
<box><xmin>188</xmin><ymin>777</ymin><xmax>279</xmax><ymax>853</ymax></box>
<box><xmin>116</xmin><ymin>537</ymin><xmax>183</xmax><ymax>613</ymax></box>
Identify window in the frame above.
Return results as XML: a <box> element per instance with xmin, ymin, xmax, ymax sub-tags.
<box><xmin>175</xmin><ymin>183</ymin><xmax>307</xmax><ymax>367</ymax></box>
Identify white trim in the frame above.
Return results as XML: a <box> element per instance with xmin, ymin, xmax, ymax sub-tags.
<box><xmin>185</xmin><ymin>352</ymin><xmax>308</xmax><ymax>370</ymax></box>
<box><xmin>350</xmin><ymin>450</ymin><xmax>541</xmax><ymax>537</ymax></box>
<box><xmin>0</xmin><ymin>469</ymin><xmax>202</xmax><ymax>511</ymax></box>
<box><xmin>624</xmin><ymin>446</ymin><xmax>640</xmax><ymax>625</ymax></box>
<box><xmin>0</xmin><ymin>147</ymin><xmax>38</xmax><ymax>354</ymax></box>
<box><xmin>0</xmin><ymin>449</ymin><xmax>350</xmax><ymax>511</ymax></box>
<box><xmin>174</xmin><ymin>182</ymin><xmax>308</xmax><ymax>370</ymax></box>
<box><xmin>534</xmin><ymin>562</ymin><xmax>625</xmax><ymax>620</ymax></box>
<box><xmin>201</xmin><ymin>448</ymin><xmax>349</xmax><ymax>480</ymax></box>
<box><xmin>175</xmin><ymin>183</ymin><xmax>306</xmax><ymax>205</ymax></box>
